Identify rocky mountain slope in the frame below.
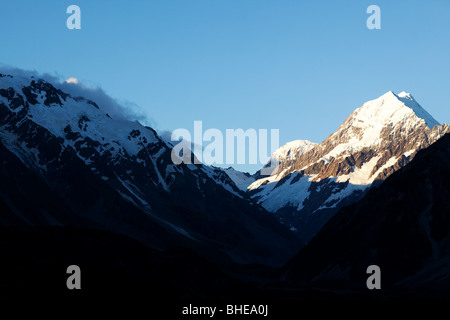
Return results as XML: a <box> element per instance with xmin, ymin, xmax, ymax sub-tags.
<box><xmin>283</xmin><ymin>132</ymin><xmax>450</xmax><ymax>292</ymax></box>
<box><xmin>0</xmin><ymin>72</ymin><xmax>298</xmax><ymax>266</ymax></box>
<box><xmin>247</xmin><ymin>91</ymin><xmax>450</xmax><ymax>243</ymax></box>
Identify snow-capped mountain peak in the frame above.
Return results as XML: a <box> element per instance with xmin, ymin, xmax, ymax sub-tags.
<box><xmin>0</xmin><ymin>71</ymin><xmax>297</xmax><ymax>266</ymax></box>
<box><xmin>270</xmin><ymin>140</ymin><xmax>317</xmax><ymax>161</ymax></box>
<box><xmin>248</xmin><ymin>90</ymin><xmax>449</xmax><ymax>244</ymax></box>
<box><xmin>396</xmin><ymin>91</ymin><xmax>440</xmax><ymax>129</ymax></box>
<box><xmin>349</xmin><ymin>90</ymin><xmax>439</xmax><ymax>131</ymax></box>
<box><xmin>322</xmin><ymin>91</ymin><xmax>441</xmax><ymax>161</ymax></box>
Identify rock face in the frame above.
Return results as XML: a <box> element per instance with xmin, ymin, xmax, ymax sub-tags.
<box><xmin>0</xmin><ymin>72</ymin><xmax>298</xmax><ymax>266</ymax></box>
<box><xmin>283</xmin><ymin>133</ymin><xmax>450</xmax><ymax>292</ymax></box>
<box><xmin>248</xmin><ymin>91</ymin><xmax>450</xmax><ymax>244</ymax></box>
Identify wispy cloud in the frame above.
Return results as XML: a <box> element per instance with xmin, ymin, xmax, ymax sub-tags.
<box><xmin>64</xmin><ymin>77</ymin><xmax>79</xmax><ymax>84</ymax></box>
<box><xmin>0</xmin><ymin>65</ymin><xmax>154</xmax><ymax>126</ymax></box>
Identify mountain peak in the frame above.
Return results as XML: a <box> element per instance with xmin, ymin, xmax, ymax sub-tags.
<box><xmin>351</xmin><ymin>90</ymin><xmax>440</xmax><ymax>130</ymax></box>
<box><xmin>271</xmin><ymin>140</ymin><xmax>317</xmax><ymax>161</ymax></box>
<box><xmin>395</xmin><ymin>92</ymin><xmax>440</xmax><ymax>129</ymax></box>
<box><xmin>248</xmin><ymin>90</ymin><xmax>449</xmax><ymax>244</ymax></box>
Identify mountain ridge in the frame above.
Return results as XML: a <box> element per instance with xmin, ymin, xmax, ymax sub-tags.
<box><xmin>283</xmin><ymin>132</ymin><xmax>450</xmax><ymax>291</ymax></box>
<box><xmin>244</xmin><ymin>90</ymin><xmax>450</xmax><ymax>243</ymax></box>
<box><xmin>0</xmin><ymin>71</ymin><xmax>299</xmax><ymax>266</ymax></box>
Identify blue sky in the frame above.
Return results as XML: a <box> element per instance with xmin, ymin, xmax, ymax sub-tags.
<box><xmin>1</xmin><ymin>0</ymin><xmax>449</xmax><ymax>173</ymax></box>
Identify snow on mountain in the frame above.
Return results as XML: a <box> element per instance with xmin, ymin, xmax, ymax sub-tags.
<box><xmin>284</xmin><ymin>133</ymin><xmax>450</xmax><ymax>292</ymax></box>
<box><xmin>271</xmin><ymin>140</ymin><xmax>317</xmax><ymax>161</ymax></box>
<box><xmin>220</xmin><ymin>167</ymin><xmax>255</xmax><ymax>191</ymax></box>
<box><xmin>0</xmin><ymin>74</ymin><xmax>158</xmax><ymax>155</ymax></box>
<box><xmin>248</xmin><ymin>91</ymin><xmax>450</xmax><ymax>244</ymax></box>
<box><xmin>248</xmin><ymin>140</ymin><xmax>317</xmax><ymax>191</ymax></box>
<box><xmin>221</xmin><ymin>141</ymin><xmax>317</xmax><ymax>192</ymax></box>
<box><xmin>0</xmin><ymin>71</ymin><xmax>298</xmax><ymax>266</ymax></box>
<box><xmin>397</xmin><ymin>91</ymin><xmax>440</xmax><ymax>128</ymax></box>
<box><xmin>0</xmin><ymin>73</ymin><xmax>243</xmax><ymax>196</ymax></box>
<box><xmin>250</xmin><ymin>171</ymin><xmax>313</xmax><ymax>212</ymax></box>
<box><xmin>322</xmin><ymin>91</ymin><xmax>440</xmax><ymax>161</ymax></box>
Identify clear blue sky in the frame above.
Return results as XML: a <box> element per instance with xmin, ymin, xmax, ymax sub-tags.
<box><xmin>1</xmin><ymin>0</ymin><xmax>449</xmax><ymax>173</ymax></box>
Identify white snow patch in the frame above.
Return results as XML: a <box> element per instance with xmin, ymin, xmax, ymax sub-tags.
<box><xmin>222</xmin><ymin>167</ymin><xmax>255</xmax><ymax>191</ymax></box>
<box><xmin>271</xmin><ymin>140</ymin><xmax>317</xmax><ymax>161</ymax></box>
<box><xmin>321</xmin><ymin>183</ymin><xmax>368</xmax><ymax>208</ymax></box>
<box><xmin>404</xmin><ymin>149</ymin><xmax>415</xmax><ymax>157</ymax></box>
<box><xmin>248</xmin><ymin>168</ymin><xmax>289</xmax><ymax>191</ymax></box>
<box><xmin>336</xmin><ymin>155</ymin><xmax>381</xmax><ymax>185</ymax></box>
<box><xmin>256</xmin><ymin>172</ymin><xmax>311</xmax><ymax>213</ymax></box>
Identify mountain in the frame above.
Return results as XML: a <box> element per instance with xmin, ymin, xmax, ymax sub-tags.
<box><xmin>283</xmin><ymin>132</ymin><xmax>450</xmax><ymax>292</ymax></box>
<box><xmin>270</xmin><ymin>140</ymin><xmax>317</xmax><ymax>162</ymax></box>
<box><xmin>248</xmin><ymin>91</ymin><xmax>450</xmax><ymax>244</ymax></box>
<box><xmin>0</xmin><ymin>72</ymin><xmax>298</xmax><ymax>266</ymax></box>
<box><xmin>222</xmin><ymin>140</ymin><xmax>317</xmax><ymax>192</ymax></box>
<box><xmin>219</xmin><ymin>166</ymin><xmax>255</xmax><ymax>191</ymax></box>
<box><xmin>4</xmin><ymin>126</ymin><xmax>450</xmax><ymax>305</ymax></box>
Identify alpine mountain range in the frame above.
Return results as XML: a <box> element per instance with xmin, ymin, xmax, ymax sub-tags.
<box><xmin>238</xmin><ymin>90</ymin><xmax>449</xmax><ymax>244</ymax></box>
<box><xmin>1</xmin><ymin>69</ymin><xmax>449</xmax><ymax>300</ymax></box>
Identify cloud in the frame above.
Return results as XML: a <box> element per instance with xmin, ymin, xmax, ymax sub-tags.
<box><xmin>65</xmin><ymin>77</ymin><xmax>79</xmax><ymax>84</ymax></box>
<box><xmin>57</xmin><ymin>79</ymin><xmax>154</xmax><ymax>125</ymax></box>
<box><xmin>0</xmin><ymin>64</ymin><xmax>154</xmax><ymax>126</ymax></box>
